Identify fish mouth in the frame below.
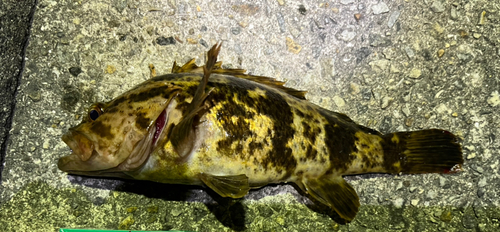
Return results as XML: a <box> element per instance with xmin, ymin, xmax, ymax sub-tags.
<box><xmin>58</xmin><ymin>130</ymin><xmax>98</xmax><ymax>172</ymax></box>
<box><xmin>58</xmin><ymin>127</ymin><xmax>155</xmax><ymax>176</ymax></box>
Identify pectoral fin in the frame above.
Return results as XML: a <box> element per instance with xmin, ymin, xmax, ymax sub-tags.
<box><xmin>200</xmin><ymin>173</ymin><xmax>250</xmax><ymax>198</ymax></box>
<box><xmin>302</xmin><ymin>176</ymin><xmax>360</xmax><ymax>222</ymax></box>
<box><xmin>170</xmin><ymin>43</ymin><xmax>221</xmax><ymax>159</ymax></box>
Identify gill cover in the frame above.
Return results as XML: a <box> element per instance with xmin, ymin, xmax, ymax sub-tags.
<box><xmin>58</xmin><ymin>80</ymin><xmax>180</xmax><ymax>175</ymax></box>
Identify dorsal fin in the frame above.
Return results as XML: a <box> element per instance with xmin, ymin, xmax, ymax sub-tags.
<box><xmin>172</xmin><ymin>54</ymin><xmax>307</xmax><ymax>100</ymax></box>
<box><xmin>212</xmin><ymin>64</ymin><xmax>307</xmax><ymax>100</ymax></box>
<box><xmin>232</xmin><ymin>73</ymin><xmax>307</xmax><ymax>100</ymax></box>
<box><xmin>171</xmin><ymin>59</ymin><xmax>204</xmax><ymax>74</ymax></box>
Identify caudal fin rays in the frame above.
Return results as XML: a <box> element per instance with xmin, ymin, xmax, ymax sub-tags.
<box><xmin>382</xmin><ymin>129</ymin><xmax>464</xmax><ymax>174</ymax></box>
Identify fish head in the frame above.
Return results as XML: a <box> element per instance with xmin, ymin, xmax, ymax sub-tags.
<box><xmin>58</xmin><ymin>81</ymin><xmax>180</xmax><ymax>177</ymax></box>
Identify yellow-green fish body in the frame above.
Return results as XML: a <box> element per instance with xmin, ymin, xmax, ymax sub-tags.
<box><xmin>58</xmin><ymin>44</ymin><xmax>463</xmax><ymax>221</ymax></box>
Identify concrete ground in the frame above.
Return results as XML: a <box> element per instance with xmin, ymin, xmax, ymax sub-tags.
<box><xmin>1</xmin><ymin>0</ymin><xmax>499</xmax><ymax>231</ymax></box>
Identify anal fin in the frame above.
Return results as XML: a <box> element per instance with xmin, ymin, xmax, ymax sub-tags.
<box><xmin>200</xmin><ymin>173</ymin><xmax>250</xmax><ymax>198</ymax></box>
<box><xmin>302</xmin><ymin>176</ymin><xmax>360</xmax><ymax>222</ymax></box>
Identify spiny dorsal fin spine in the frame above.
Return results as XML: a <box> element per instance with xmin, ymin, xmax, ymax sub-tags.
<box><xmin>171</xmin><ymin>44</ymin><xmax>307</xmax><ymax>100</ymax></box>
<box><xmin>172</xmin><ymin>59</ymin><xmax>203</xmax><ymax>74</ymax></box>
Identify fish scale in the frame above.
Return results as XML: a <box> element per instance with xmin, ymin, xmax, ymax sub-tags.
<box><xmin>58</xmin><ymin>44</ymin><xmax>463</xmax><ymax>222</ymax></box>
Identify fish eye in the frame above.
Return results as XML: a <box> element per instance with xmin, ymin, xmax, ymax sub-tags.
<box><xmin>88</xmin><ymin>105</ymin><xmax>104</xmax><ymax>121</ymax></box>
<box><xmin>89</xmin><ymin>109</ymin><xmax>100</xmax><ymax>121</ymax></box>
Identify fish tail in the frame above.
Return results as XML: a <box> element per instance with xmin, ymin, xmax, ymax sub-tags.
<box><xmin>382</xmin><ymin>129</ymin><xmax>464</xmax><ymax>174</ymax></box>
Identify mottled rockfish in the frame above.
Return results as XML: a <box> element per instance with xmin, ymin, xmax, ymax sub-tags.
<box><xmin>58</xmin><ymin>44</ymin><xmax>463</xmax><ymax>221</ymax></box>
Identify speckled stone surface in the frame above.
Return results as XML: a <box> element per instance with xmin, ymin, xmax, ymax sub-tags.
<box><xmin>1</xmin><ymin>0</ymin><xmax>500</xmax><ymax>231</ymax></box>
<box><xmin>0</xmin><ymin>0</ymin><xmax>37</xmax><ymax>186</ymax></box>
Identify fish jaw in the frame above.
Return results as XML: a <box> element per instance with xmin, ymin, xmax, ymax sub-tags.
<box><xmin>61</xmin><ymin>129</ymin><xmax>94</xmax><ymax>162</ymax></box>
<box><xmin>58</xmin><ymin>129</ymin><xmax>98</xmax><ymax>172</ymax></box>
<box><xmin>58</xmin><ymin>124</ymin><xmax>145</xmax><ymax>173</ymax></box>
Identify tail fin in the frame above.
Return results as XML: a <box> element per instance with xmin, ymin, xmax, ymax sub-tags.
<box><xmin>382</xmin><ymin>129</ymin><xmax>463</xmax><ymax>174</ymax></box>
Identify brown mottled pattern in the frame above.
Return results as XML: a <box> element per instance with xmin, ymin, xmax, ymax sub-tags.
<box><xmin>206</xmin><ymin>78</ymin><xmax>298</xmax><ymax>177</ymax></box>
<box><xmin>212</xmin><ymin>95</ymin><xmax>254</xmax><ymax>155</ymax></box>
<box><xmin>89</xmin><ymin>120</ymin><xmax>113</xmax><ymax>140</ymax></box>
<box><xmin>341</xmin><ymin>131</ymin><xmax>386</xmax><ymax>174</ymax></box>
<box><xmin>135</xmin><ymin>111</ymin><xmax>151</xmax><ymax>130</ymax></box>
<box><xmin>157</xmin><ymin>72</ymin><xmax>394</xmax><ymax>180</ymax></box>
<box><xmin>300</xmin><ymin>120</ymin><xmax>321</xmax><ymax>160</ymax></box>
<box><xmin>126</xmin><ymin>86</ymin><xmax>172</xmax><ymax>103</ymax></box>
<box><xmin>140</xmin><ymin>73</ymin><xmax>397</xmax><ymax>180</ymax></box>
<box><xmin>89</xmin><ymin>78</ymin><xmax>182</xmax><ymax>147</ymax></box>
<box><xmin>96</xmin><ymin>73</ymin><xmax>395</xmax><ymax>182</ymax></box>
<box><xmin>316</xmin><ymin>108</ymin><xmax>392</xmax><ymax>175</ymax></box>
<box><xmin>319</xmin><ymin>112</ymin><xmax>359</xmax><ymax>174</ymax></box>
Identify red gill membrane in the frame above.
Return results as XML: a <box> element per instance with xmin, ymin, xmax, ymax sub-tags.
<box><xmin>152</xmin><ymin>109</ymin><xmax>167</xmax><ymax>145</ymax></box>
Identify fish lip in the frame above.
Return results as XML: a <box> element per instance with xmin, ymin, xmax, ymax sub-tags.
<box><xmin>61</xmin><ymin>130</ymin><xmax>75</xmax><ymax>152</ymax></box>
<box><xmin>58</xmin><ymin>130</ymin><xmax>95</xmax><ymax>172</ymax></box>
<box><xmin>57</xmin><ymin>152</ymin><xmax>73</xmax><ymax>172</ymax></box>
<box><xmin>63</xmin><ymin>130</ymin><xmax>94</xmax><ymax>158</ymax></box>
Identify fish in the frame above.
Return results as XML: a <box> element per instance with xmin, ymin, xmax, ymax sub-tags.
<box><xmin>58</xmin><ymin>43</ymin><xmax>463</xmax><ymax>222</ymax></box>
